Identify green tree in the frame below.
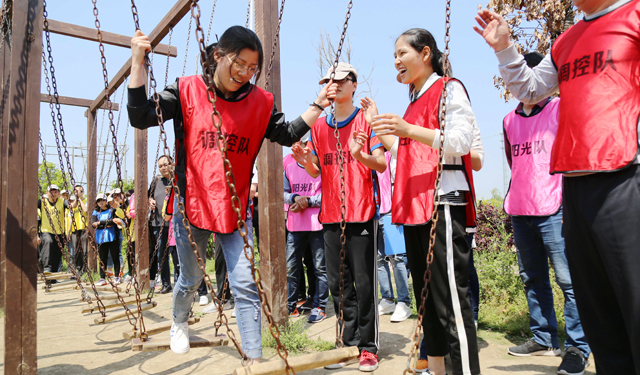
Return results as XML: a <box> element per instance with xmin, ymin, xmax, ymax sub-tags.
<box><xmin>109</xmin><ymin>177</ymin><xmax>135</xmax><ymax>193</ymax></box>
<box><xmin>38</xmin><ymin>161</ymin><xmax>66</xmax><ymax>194</ymax></box>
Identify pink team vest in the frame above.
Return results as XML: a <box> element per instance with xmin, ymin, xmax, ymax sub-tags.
<box><xmin>285</xmin><ymin>162</ymin><xmax>323</xmax><ymax>232</ymax></box>
<box><xmin>376</xmin><ymin>152</ymin><xmax>392</xmax><ymax>215</ymax></box>
<box><xmin>283</xmin><ymin>153</ymin><xmax>295</xmax><ymax>213</ymax></box>
<box><xmin>503</xmin><ymin>98</ymin><xmax>563</xmax><ymax>216</ymax></box>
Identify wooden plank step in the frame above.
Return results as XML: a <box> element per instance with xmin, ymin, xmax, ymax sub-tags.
<box><xmin>123</xmin><ymin>317</ymin><xmax>200</xmax><ymax>340</ymax></box>
<box><xmin>42</xmin><ymin>271</ymin><xmax>68</xmax><ymax>276</ymax></box>
<box><xmin>41</xmin><ymin>280</ymin><xmax>77</xmax><ymax>289</ymax></box>
<box><xmin>78</xmin><ymin>293</ymin><xmax>133</xmax><ymax>302</ymax></box>
<box><xmin>75</xmin><ymin>285</ymin><xmax>122</xmax><ymax>292</ymax></box>
<box><xmin>93</xmin><ymin>302</ymin><xmax>157</xmax><ymax>324</ymax></box>
<box><xmin>38</xmin><ymin>273</ymin><xmax>74</xmax><ymax>281</ymax></box>
<box><xmin>131</xmin><ymin>334</ymin><xmax>227</xmax><ymax>352</ymax></box>
<box><xmin>81</xmin><ymin>297</ymin><xmax>141</xmax><ymax>313</ymax></box>
<box><xmin>232</xmin><ymin>346</ymin><xmax>360</xmax><ymax>375</ymax></box>
<box><xmin>44</xmin><ymin>285</ymin><xmax>77</xmax><ymax>293</ymax></box>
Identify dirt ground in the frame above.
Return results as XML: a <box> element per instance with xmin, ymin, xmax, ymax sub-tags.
<box><xmin>0</xmin><ymin>280</ymin><xmax>596</xmax><ymax>375</ymax></box>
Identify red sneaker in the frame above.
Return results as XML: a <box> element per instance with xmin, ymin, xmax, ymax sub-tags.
<box><xmin>289</xmin><ymin>308</ymin><xmax>300</xmax><ymax>318</ymax></box>
<box><xmin>359</xmin><ymin>350</ymin><xmax>379</xmax><ymax>372</ymax></box>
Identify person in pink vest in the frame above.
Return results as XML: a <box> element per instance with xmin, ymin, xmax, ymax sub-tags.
<box><xmin>283</xmin><ymin>135</ymin><xmax>328</xmax><ymax>323</ymax></box>
<box><xmin>503</xmin><ymin>52</ymin><xmax>591</xmax><ymax>374</ymax></box>
<box><xmin>476</xmin><ymin>2</ymin><xmax>640</xmax><ymax>373</ymax></box>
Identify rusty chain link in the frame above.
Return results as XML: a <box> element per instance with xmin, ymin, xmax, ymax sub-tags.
<box><xmin>326</xmin><ymin>0</ymin><xmax>352</xmax><ymax>349</ymax></box>
<box><xmin>404</xmin><ymin>1</ymin><xmax>452</xmax><ymax>373</ymax></box>
<box><xmin>206</xmin><ymin>0</ymin><xmax>217</xmax><ymax>44</ymax></box>
<box><xmin>188</xmin><ymin>1</ymin><xmax>296</xmax><ymax>369</ymax></box>
<box><xmin>263</xmin><ymin>0</ymin><xmax>285</xmax><ymax>91</ymax></box>
<box><xmin>92</xmin><ymin>0</ymin><xmax>148</xmax><ymax>334</ymax></box>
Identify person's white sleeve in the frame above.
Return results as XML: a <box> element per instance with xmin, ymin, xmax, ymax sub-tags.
<box><xmin>431</xmin><ymin>80</ymin><xmax>473</xmax><ymax>157</ymax></box>
<box><xmin>496</xmin><ymin>44</ymin><xmax>559</xmax><ymax>104</ymax></box>
<box><xmin>389</xmin><ymin>138</ymin><xmax>399</xmax><ymax>158</ymax></box>
<box><xmin>251</xmin><ymin>164</ymin><xmax>258</xmax><ymax>184</ymax></box>
<box><xmin>471</xmin><ymin>121</ymin><xmax>484</xmax><ymax>168</ymax></box>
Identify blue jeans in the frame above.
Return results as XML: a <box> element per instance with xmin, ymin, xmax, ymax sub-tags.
<box><xmin>172</xmin><ymin>197</ymin><xmax>262</xmax><ymax>359</ymax></box>
<box><xmin>286</xmin><ymin>230</ymin><xmax>328</xmax><ymax>311</ymax></box>
<box><xmin>377</xmin><ymin>221</ymin><xmax>411</xmax><ymax>304</ymax></box>
<box><xmin>512</xmin><ymin>209</ymin><xmax>591</xmax><ymax>357</ymax></box>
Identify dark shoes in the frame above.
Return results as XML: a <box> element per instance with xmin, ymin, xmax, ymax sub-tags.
<box><xmin>508</xmin><ymin>338</ymin><xmax>561</xmax><ymax>357</ymax></box>
<box><xmin>558</xmin><ymin>347</ymin><xmax>589</xmax><ymax>375</ymax></box>
<box><xmin>159</xmin><ymin>284</ymin><xmax>173</xmax><ymax>294</ymax></box>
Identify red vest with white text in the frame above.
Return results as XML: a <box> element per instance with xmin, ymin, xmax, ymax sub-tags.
<box><xmin>285</xmin><ymin>163</ymin><xmax>323</xmax><ymax>232</ymax></box>
<box><xmin>503</xmin><ymin>98</ymin><xmax>563</xmax><ymax>216</ymax></box>
<box><xmin>393</xmin><ymin>78</ymin><xmax>477</xmax><ymax>227</ymax></box>
<box><xmin>178</xmin><ymin>75</ymin><xmax>273</xmax><ymax>233</ymax></box>
<box><xmin>550</xmin><ymin>1</ymin><xmax>640</xmax><ymax>173</ymax></box>
<box><xmin>310</xmin><ymin>110</ymin><xmax>378</xmax><ymax>224</ymax></box>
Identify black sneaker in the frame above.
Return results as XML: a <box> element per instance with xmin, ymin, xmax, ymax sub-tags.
<box><xmin>558</xmin><ymin>347</ymin><xmax>589</xmax><ymax>375</ymax></box>
<box><xmin>508</xmin><ymin>338</ymin><xmax>561</xmax><ymax>357</ymax></box>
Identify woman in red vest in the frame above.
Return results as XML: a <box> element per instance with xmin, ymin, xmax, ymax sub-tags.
<box><xmin>364</xmin><ymin>28</ymin><xmax>480</xmax><ymax>375</ymax></box>
<box><xmin>128</xmin><ymin>26</ymin><xmax>334</xmax><ymax>361</ymax></box>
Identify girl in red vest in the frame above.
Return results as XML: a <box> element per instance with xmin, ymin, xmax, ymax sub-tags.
<box><xmin>291</xmin><ymin>62</ymin><xmax>386</xmax><ymax>372</ymax></box>
<box><xmin>364</xmin><ymin>28</ymin><xmax>480</xmax><ymax>375</ymax></box>
<box><xmin>128</xmin><ymin>26</ymin><xmax>334</xmax><ymax>361</ymax></box>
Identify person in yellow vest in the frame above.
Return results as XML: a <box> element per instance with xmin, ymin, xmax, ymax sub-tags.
<box><xmin>68</xmin><ymin>185</ymin><xmax>88</xmax><ymax>273</ymax></box>
<box><xmin>38</xmin><ymin>184</ymin><xmax>70</xmax><ymax>273</ymax></box>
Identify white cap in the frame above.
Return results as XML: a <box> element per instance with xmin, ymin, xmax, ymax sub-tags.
<box><xmin>70</xmin><ymin>196</ymin><xmax>77</xmax><ymax>201</ymax></box>
<box><xmin>319</xmin><ymin>62</ymin><xmax>358</xmax><ymax>84</ymax></box>
<box><xmin>48</xmin><ymin>184</ymin><xmax>59</xmax><ymax>191</ymax></box>
<box><xmin>107</xmin><ymin>196</ymin><xmax>114</xmax><ymax>203</ymax></box>
<box><xmin>96</xmin><ymin>193</ymin><xmax>105</xmax><ymax>201</ymax></box>
<box><xmin>60</xmin><ymin>189</ymin><xmax>68</xmax><ymax>195</ymax></box>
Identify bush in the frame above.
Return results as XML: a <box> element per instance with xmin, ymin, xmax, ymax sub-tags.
<box><xmin>262</xmin><ymin>319</ymin><xmax>334</xmax><ymax>355</ymax></box>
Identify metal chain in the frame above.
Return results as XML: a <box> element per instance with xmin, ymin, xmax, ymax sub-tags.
<box><xmin>189</xmin><ymin>2</ymin><xmax>295</xmax><ymax>368</ymax></box>
<box><xmin>206</xmin><ymin>0</ymin><xmax>218</xmax><ymax>44</ymax></box>
<box><xmin>182</xmin><ymin>16</ymin><xmax>193</xmax><ymax>76</ymax></box>
<box><xmin>326</xmin><ymin>0</ymin><xmax>352</xmax><ymax>349</ymax></box>
<box><xmin>0</xmin><ymin>0</ymin><xmax>12</xmax><ymax>55</ymax></box>
<box><xmin>404</xmin><ymin>1</ymin><xmax>452</xmax><ymax>373</ymax></box>
<box><xmin>245</xmin><ymin>0</ymin><xmax>251</xmax><ymax>28</ymax></box>
<box><xmin>263</xmin><ymin>0</ymin><xmax>285</xmax><ymax>91</ymax></box>
<box><xmin>92</xmin><ymin>0</ymin><xmax>147</xmax><ymax>334</ymax></box>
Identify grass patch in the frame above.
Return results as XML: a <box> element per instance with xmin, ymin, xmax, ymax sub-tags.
<box><xmin>262</xmin><ymin>319</ymin><xmax>334</xmax><ymax>355</ymax></box>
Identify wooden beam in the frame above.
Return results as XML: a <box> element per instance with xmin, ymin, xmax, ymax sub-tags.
<box><xmin>45</xmin><ymin>19</ymin><xmax>177</xmax><ymax>57</ymax></box>
<box><xmin>134</xmin><ymin>129</ymin><xmax>149</xmax><ymax>290</ymax></box>
<box><xmin>88</xmin><ymin>0</ymin><xmax>193</xmax><ymax>113</ymax></box>
<box><xmin>40</xmin><ymin>93</ymin><xmax>119</xmax><ymax>110</ymax></box>
<box><xmin>81</xmin><ymin>296</ymin><xmax>139</xmax><ymax>313</ymax></box>
<box><xmin>3</xmin><ymin>1</ymin><xmax>43</xmax><ymax>374</ymax></box>
<box><xmin>232</xmin><ymin>346</ymin><xmax>360</xmax><ymax>375</ymax></box>
<box><xmin>86</xmin><ymin>111</ymin><xmax>97</xmax><ymax>271</ymax></box>
<box><xmin>131</xmin><ymin>334</ymin><xmax>228</xmax><ymax>352</ymax></box>
<box><xmin>93</xmin><ymin>301</ymin><xmax>156</xmax><ymax>324</ymax></box>
<box><xmin>254</xmin><ymin>0</ymin><xmax>287</xmax><ymax>328</ymax></box>
<box><xmin>0</xmin><ymin>0</ymin><xmax>12</xmax><ymax>313</ymax></box>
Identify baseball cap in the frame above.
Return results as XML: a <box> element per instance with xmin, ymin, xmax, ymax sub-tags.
<box><xmin>60</xmin><ymin>189</ymin><xmax>68</xmax><ymax>195</ymax></box>
<box><xmin>319</xmin><ymin>62</ymin><xmax>358</xmax><ymax>84</ymax></box>
<box><xmin>107</xmin><ymin>196</ymin><xmax>114</xmax><ymax>203</ymax></box>
<box><xmin>70</xmin><ymin>196</ymin><xmax>76</xmax><ymax>201</ymax></box>
<box><xmin>96</xmin><ymin>193</ymin><xmax>105</xmax><ymax>201</ymax></box>
<box><xmin>48</xmin><ymin>184</ymin><xmax>59</xmax><ymax>191</ymax></box>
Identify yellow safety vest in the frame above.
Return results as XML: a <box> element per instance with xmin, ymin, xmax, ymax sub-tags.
<box><xmin>40</xmin><ymin>198</ymin><xmax>66</xmax><ymax>235</ymax></box>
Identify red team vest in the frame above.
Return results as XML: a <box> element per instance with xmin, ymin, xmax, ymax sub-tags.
<box><xmin>550</xmin><ymin>0</ymin><xmax>640</xmax><ymax>173</ymax></box>
<box><xmin>503</xmin><ymin>98</ymin><xmax>563</xmax><ymax>216</ymax></box>
<box><xmin>310</xmin><ymin>110</ymin><xmax>380</xmax><ymax>224</ymax></box>
<box><xmin>393</xmin><ymin>78</ymin><xmax>477</xmax><ymax>227</ymax></box>
<box><xmin>285</xmin><ymin>162</ymin><xmax>323</xmax><ymax>232</ymax></box>
<box><xmin>178</xmin><ymin>75</ymin><xmax>273</xmax><ymax>233</ymax></box>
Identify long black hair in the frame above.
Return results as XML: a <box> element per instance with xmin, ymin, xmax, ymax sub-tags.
<box><xmin>397</xmin><ymin>28</ymin><xmax>445</xmax><ymax>96</ymax></box>
<box><xmin>205</xmin><ymin>26</ymin><xmax>264</xmax><ymax>83</ymax></box>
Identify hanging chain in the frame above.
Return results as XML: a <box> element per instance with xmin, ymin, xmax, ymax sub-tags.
<box><xmin>263</xmin><ymin>0</ymin><xmax>285</xmax><ymax>91</ymax></box>
<box><xmin>206</xmin><ymin>0</ymin><xmax>218</xmax><ymax>44</ymax></box>
<box><xmin>326</xmin><ymin>0</ymin><xmax>352</xmax><ymax>349</ymax></box>
<box><xmin>245</xmin><ymin>0</ymin><xmax>251</xmax><ymax>28</ymax></box>
<box><xmin>404</xmin><ymin>1</ymin><xmax>452</xmax><ymax>373</ymax></box>
<box><xmin>190</xmin><ymin>1</ymin><xmax>296</xmax><ymax>370</ymax></box>
<box><xmin>0</xmin><ymin>0</ymin><xmax>12</xmax><ymax>55</ymax></box>
<box><xmin>182</xmin><ymin>17</ymin><xmax>193</xmax><ymax>76</ymax></box>
<box><xmin>92</xmin><ymin>0</ymin><xmax>147</xmax><ymax>334</ymax></box>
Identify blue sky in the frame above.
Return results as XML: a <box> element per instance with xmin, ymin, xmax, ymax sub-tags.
<box><xmin>40</xmin><ymin>0</ymin><xmax>519</xmax><ymax>199</ymax></box>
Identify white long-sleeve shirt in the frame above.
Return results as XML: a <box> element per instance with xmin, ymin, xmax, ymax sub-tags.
<box><xmin>390</xmin><ymin>72</ymin><xmax>477</xmax><ymax>195</ymax></box>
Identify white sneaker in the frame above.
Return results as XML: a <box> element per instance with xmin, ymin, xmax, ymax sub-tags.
<box><xmin>203</xmin><ymin>301</ymin><xmax>220</xmax><ymax>314</ymax></box>
<box><xmin>199</xmin><ymin>295</ymin><xmax>208</xmax><ymax>306</ymax></box>
<box><xmin>124</xmin><ymin>275</ymin><xmax>132</xmax><ymax>282</ymax></box>
<box><xmin>113</xmin><ymin>277</ymin><xmax>121</xmax><ymax>285</ymax></box>
<box><xmin>170</xmin><ymin>321</ymin><xmax>190</xmax><ymax>354</ymax></box>
<box><xmin>390</xmin><ymin>301</ymin><xmax>412</xmax><ymax>322</ymax></box>
<box><xmin>378</xmin><ymin>299</ymin><xmax>395</xmax><ymax>315</ymax></box>
<box><xmin>231</xmin><ymin>307</ymin><xmax>236</xmax><ymax>318</ymax></box>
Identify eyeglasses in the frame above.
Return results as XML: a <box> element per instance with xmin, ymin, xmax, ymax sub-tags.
<box><xmin>226</xmin><ymin>55</ymin><xmax>258</xmax><ymax>75</ymax></box>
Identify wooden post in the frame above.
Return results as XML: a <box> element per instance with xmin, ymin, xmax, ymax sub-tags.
<box><xmin>254</xmin><ymin>0</ymin><xmax>287</xmax><ymax>327</ymax></box>
<box><xmin>2</xmin><ymin>0</ymin><xmax>43</xmax><ymax>374</ymax></box>
<box><xmin>0</xmin><ymin>0</ymin><xmax>12</xmax><ymax>312</ymax></box>
<box><xmin>86</xmin><ymin>110</ymin><xmax>97</xmax><ymax>271</ymax></box>
<box><xmin>134</xmin><ymin>127</ymin><xmax>149</xmax><ymax>290</ymax></box>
